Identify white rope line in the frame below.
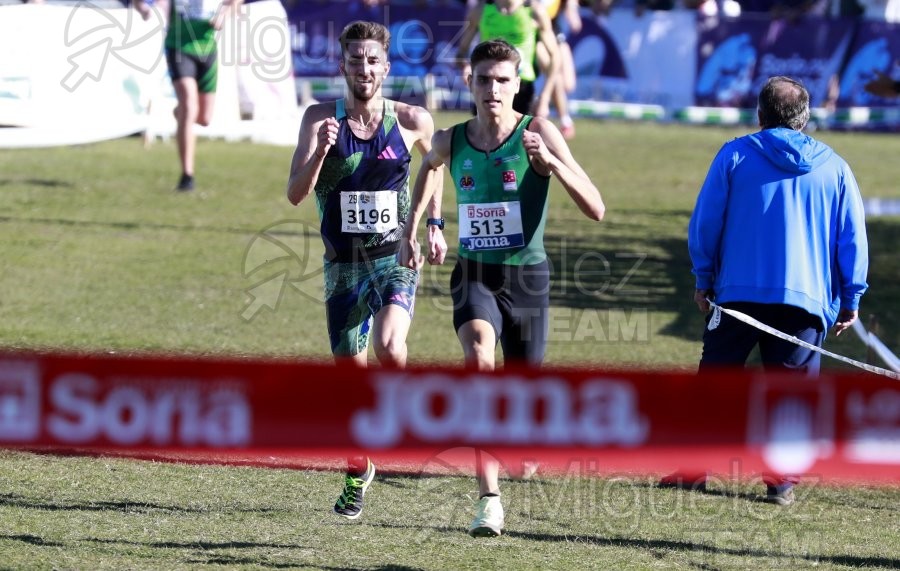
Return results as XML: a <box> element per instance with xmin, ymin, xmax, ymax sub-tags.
<box><xmin>850</xmin><ymin>319</ymin><xmax>900</xmax><ymax>372</ymax></box>
<box><xmin>707</xmin><ymin>300</ymin><xmax>900</xmax><ymax>380</ymax></box>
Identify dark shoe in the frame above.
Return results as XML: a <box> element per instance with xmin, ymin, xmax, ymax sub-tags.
<box><xmin>176</xmin><ymin>174</ymin><xmax>194</xmax><ymax>192</ymax></box>
<box><xmin>658</xmin><ymin>471</ymin><xmax>707</xmax><ymax>492</ymax></box>
<box><xmin>333</xmin><ymin>458</ymin><xmax>375</xmax><ymax>519</ymax></box>
<box><xmin>764</xmin><ymin>485</ymin><xmax>795</xmax><ymax>506</ymax></box>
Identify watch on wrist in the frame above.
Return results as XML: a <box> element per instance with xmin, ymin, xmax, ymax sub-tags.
<box><xmin>426</xmin><ymin>217</ymin><xmax>445</xmax><ymax>230</ymax></box>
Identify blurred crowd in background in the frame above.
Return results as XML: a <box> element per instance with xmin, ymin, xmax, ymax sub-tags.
<box><xmin>281</xmin><ymin>0</ymin><xmax>900</xmax><ymax>22</ymax></box>
<box><xmin>12</xmin><ymin>0</ymin><xmax>900</xmax><ymax>22</ymax></box>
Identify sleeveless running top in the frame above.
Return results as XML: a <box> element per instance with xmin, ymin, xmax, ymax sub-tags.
<box><xmin>166</xmin><ymin>0</ymin><xmax>218</xmax><ymax>56</ymax></box>
<box><xmin>450</xmin><ymin>116</ymin><xmax>550</xmax><ymax>265</ymax></box>
<box><xmin>315</xmin><ymin>99</ymin><xmax>412</xmax><ymax>263</ymax></box>
<box><xmin>479</xmin><ymin>2</ymin><xmax>539</xmax><ymax>82</ymax></box>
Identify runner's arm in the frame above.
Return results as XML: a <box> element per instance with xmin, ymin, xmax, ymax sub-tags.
<box><xmin>400</xmin><ymin>129</ymin><xmax>451</xmax><ymax>269</ymax></box>
<box><xmin>287</xmin><ymin>104</ymin><xmax>335</xmax><ymax>206</ymax></box>
<box><xmin>525</xmin><ymin>117</ymin><xmax>604</xmax><ymax>220</ymax></box>
<box><xmin>405</xmin><ymin>105</ymin><xmax>447</xmax><ymax>265</ymax></box>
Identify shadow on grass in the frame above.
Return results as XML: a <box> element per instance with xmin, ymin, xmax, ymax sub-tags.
<box><xmin>504</xmin><ymin>529</ymin><xmax>900</xmax><ymax>569</ymax></box>
<box><xmin>187</xmin><ymin>553</ymin><xmax>423</xmax><ymax>571</ymax></box>
<box><xmin>629</xmin><ymin>481</ymin><xmax>762</xmax><ymax>503</ymax></box>
<box><xmin>540</xmin><ymin>211</ymin><xmax>704</xmax><ymax>342</ymax></box>
<box><xmin>87</xmin><ymin>538</ymin><xmax>351</xmax><ymax>570</ymax></box>
<box><xmin>0</xmin><ymin>178</ymin><xmax>74</xmax><ymax>189</ymax></box>
<box><xmin>87</xmin><ymin>538</ymin><xmax>301</xmax><ymax>550</ymax></box>
<box><xmin>89</xmin><ymin>538</ymin><xmax>425</xmax><ymax>571</ymax></box>
<box><xmin>369</xmin><ymin>522</ymin><xmax>896</xmax><ymax>569</ymax></box>
<box><xmin>0</xmin><ymin>493</ymin><xmax>287</xmax><ymax>514</ymax></box>
<box><xmin>190</xmin><ymin>556</ymin><xmax>422</xmax><ymax>571</ymax></box>
<box><xmin>0</xmin><ymin>533</ymin><xmax>65</xmax><ymax>547</ymax></box>
<box><xmin>537</xmin><ymin>213</ymin><xmax>900</xmax><ymax>349</ymax></box>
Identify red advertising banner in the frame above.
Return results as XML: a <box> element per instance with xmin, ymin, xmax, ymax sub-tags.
<box><xmin>0</xmin><ymin>351</ymin><xmax>897</xmax><ymax>481</ymax></box>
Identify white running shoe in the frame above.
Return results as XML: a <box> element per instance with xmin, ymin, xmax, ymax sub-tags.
<box><xmin>468</xmin><ymin>495</ymin><xmax>504</xmax><ymax>537</ymax></box>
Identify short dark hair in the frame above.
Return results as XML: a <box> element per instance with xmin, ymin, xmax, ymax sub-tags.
<box><xmin>470</xmin><ymin>39</ymin><xmax>521</xmax><ymax>71</ymax></box>
<box><xmin>339</xmin><ymin>21</ymin><xmax>391</xmax><ymax>55</ymax></box>
<box><xmin>757</xmin><ymin>76</ymin><xmax>810</xmax><ymax>131</ymax></box>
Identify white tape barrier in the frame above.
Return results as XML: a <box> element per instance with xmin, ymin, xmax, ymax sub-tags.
<box><xmin>851</xmin><ymin>319</ymin><xmax>900</xmax><ymax>372</ymax></box>
<box><xmin>708</xmin><ymin>300</ymin><xmax>900</xmax><ymax>379</ymax></box>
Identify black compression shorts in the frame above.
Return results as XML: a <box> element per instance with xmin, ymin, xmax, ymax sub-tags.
<box><xmin>166</xmin><ymin>48</ymin><xmax>218</xmax><ymax>93</ymax></box>
<box><xmin>450</xmin><ymin>257</ymin><xmax>550</xmax><ymax>365</ymax></box>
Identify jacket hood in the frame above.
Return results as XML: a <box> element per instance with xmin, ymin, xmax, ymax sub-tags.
<box><xmin>745</xmin><ymin>127</ymin><xmax>834</xmax><ymax>174</ymax></box>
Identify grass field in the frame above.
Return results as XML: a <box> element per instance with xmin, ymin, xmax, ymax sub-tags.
<box><xmin>0</xmin><ymin>116</ymin><xmax>899</xmax><ymax>569</ymax></box>
<box><xmin>1</xmin><ymin>115</ymin><xmax>898</xmax><ymax>365</ymax></box>
<box><xmin>0</xmin><ymin>449</ymin><xmax>898</xmax><ymax>570</ymax></box>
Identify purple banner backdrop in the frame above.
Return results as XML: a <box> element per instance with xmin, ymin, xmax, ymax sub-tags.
<box><xmin>696</xmin><ymin>16</ymin><xmax>855</xmax><ymax>108</ymax></box>
<box><xmin>286</xmin><ymin>2</ymin><xmax>469</xmax><ymax>105</ymax></box>
<box><xmin>837</xmin><ymin>20</ymin><xmax>900</xmax><ymax>107</ymax></box>
<box><xmin>285</xmin><ymin>6</ymin><xmax>899</xmax><ymax>110</ymax></box>
<box><xmin>565</xmin><ymin>15</ymin><xmax>629</xmax><ymax>97</ymax></box>
<box><xmin>566</xmin><ymin>10</ymin><xmax>697</xmax><ymax>108</ymax></box>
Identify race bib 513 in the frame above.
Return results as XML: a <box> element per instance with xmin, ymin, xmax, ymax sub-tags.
<box><xmin>458</xmin><ymin>201</ymin><xmax>525</xmax><ymax>250</ymax></box>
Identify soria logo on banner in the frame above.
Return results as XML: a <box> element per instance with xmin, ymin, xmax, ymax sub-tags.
<box><xmin>351</xmin><ymin>373</ymin><xmax>650</xmax><ymax>448</ymax></box>
<box><xmin>0</xmin><ymin>359</ymin><xmax>252</xmax><ymax>447</ymax></box>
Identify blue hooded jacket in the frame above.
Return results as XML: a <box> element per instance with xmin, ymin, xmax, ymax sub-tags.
<box><xmin>688</xmin><ymin>127</ymin><xmax>868</xmax><ymax>329</ymax></box>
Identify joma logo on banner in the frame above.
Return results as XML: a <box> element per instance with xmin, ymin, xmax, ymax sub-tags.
<box><xmin>352</xmin><ymin>373</ymin><xmax>650</xmax><ymax>449</ymax></box>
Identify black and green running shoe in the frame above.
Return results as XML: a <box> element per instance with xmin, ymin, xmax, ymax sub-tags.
<box><xmin>333</xmin><ymin>459</ymin><xmax>375</xmax><ymax>519</ymax></box>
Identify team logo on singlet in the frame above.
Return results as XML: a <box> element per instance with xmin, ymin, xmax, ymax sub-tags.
<box><xmin>460</xmin><ymin>175</ymin><xmax>475</xmax><ymax>192</ymax></box>
<box><xmin>494</xmin><ymin>155</ymin><xmax>520</xmax><ymax>167</ymax></box>
<box><xmin>463</xmin><ymin>159</ymin><xmax>473</xmax><ymax>170</ymax></box>
<box><xmin>502</xmin><ymin>170</ymin><xmax>517</xmax><ymax>192</ymax></box>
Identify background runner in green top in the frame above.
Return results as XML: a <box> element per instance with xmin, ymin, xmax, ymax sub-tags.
<box><xmin>166</xmin><ymin>0</ymin><xmax>219</xmax><ymax>56</ymax></box>
<box><xmin>479</xmin><ymin>2</ymin><xmax>538</xmax><ymax>82</ymax></box>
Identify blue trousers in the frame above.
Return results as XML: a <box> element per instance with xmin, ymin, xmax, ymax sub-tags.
<box><xmin>699</xmin><ymin>302</ymin><xmax>825</xmax><ymax>375</ymax></box>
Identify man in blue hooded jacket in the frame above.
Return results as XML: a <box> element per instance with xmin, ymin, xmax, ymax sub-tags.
<box><xmin>686</xmin><ymin>75</ymin><xmax>869</xmax><ymax>504</ymax></box>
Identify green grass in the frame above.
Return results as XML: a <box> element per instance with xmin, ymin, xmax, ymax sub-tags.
<box><xmin>0</xmin><ymin>450</ymin><xmax>897</xmax><ymax>570</ymax></box>
<box><xmin>0</xmin><ymin>117</ymin><xmax>898</xmax><ymax>569</ymax></box>
<box><xmin>1</xmin><ymin>116</ymin><xmax>897</xmax><ymax>366</ymax></box>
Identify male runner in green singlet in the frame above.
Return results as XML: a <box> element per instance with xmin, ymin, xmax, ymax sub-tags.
<box><xmin>135</xmin><ymin>0</ymin><xmax>242</xmax><ymax>191</ymax></box>
<box><xmin>287</xmin><ymin>21</ymin><xmax>446</xmax><ymax>521</ymax></box>
<box><xmin>456</xmin><ymin>0</ymin><xmax>560</xmax><ymax>117</ymax></box>
<box><xmin>400</xmin><ymin>39</ymin><xmax>604</xmax><ymax>538</ymax></box>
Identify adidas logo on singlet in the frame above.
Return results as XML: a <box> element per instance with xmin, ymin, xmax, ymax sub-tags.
<box><xmin>377</xmin><ymin>146</ymin><xmax>398</xmax><ymax>160</ymax></box>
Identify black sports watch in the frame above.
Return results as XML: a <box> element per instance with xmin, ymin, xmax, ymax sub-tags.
<box><xmin>426</xmin><ymin>217</ymin><xmax>445</xmax><ymax>230</ymax></box>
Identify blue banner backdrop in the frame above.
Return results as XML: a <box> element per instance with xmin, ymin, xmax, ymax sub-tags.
<box><xmin>696</xmin><ymin>17</ymin><xmax>856</xmax><ymax>108</ymax></box>
<box><xmin>286</xmin><ymin>3</ymin><xmax>469</xmax><ymax>105</ymax></box>
<box><xmin>838</xmin><ymin>20</ymin><xmax>900</xmax><ymax>107</ymax></box>
<box><xmin>286</xmin><ymin>4</ymin><xmax>900</xmax><ymax>109</ymax></box>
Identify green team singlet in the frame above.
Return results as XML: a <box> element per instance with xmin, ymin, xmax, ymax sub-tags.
<box><xmin>450</xmin><ymin>116</ymin><xmax>550</xmax><ymax>265</ymax></box>
<box><xmin>166</xmin><ymin>0</ymin><xmax>219</xmax><ymax>56</ymax></box>
<box><xmin>479</xmin><ymin>2</ymin><xmax>538</xmax><ymax>82</ymax></box>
